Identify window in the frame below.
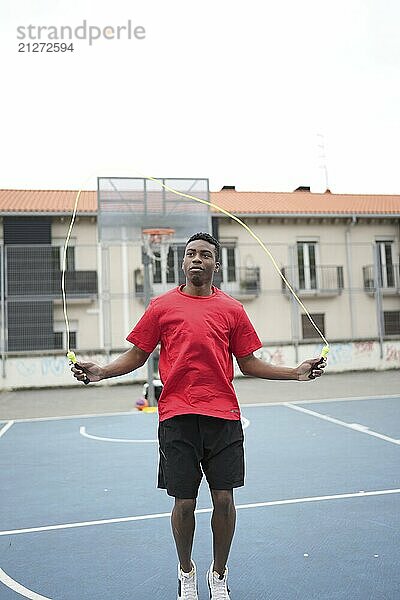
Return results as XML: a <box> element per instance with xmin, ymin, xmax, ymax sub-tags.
<box><xmin>220</xmin><ymin>245</ymin><xmax>237</xmax><ymax>284</ymax></box>
<box><xmin>52</xmin><ymin>246</ymin><xmax>75</xmax><ymax>271</ymax></box>
<box><xmin>152</xmin><ymin>245</ymin><xmax>185</xmax><ymax>287</ymax></box>
<box><xmin>384</xmin><ymin>311</ymin><xmax>400</xmax><ymax>335</ymax></box>
<box><xmin>53</xmin><ymin>320</ymin><xmax>77</xmax><ymax>349</ymax></box>
<box><xmin>302</xmin><ymin>313</ymin><xmax>325</xmax><ymax>339</ymax></box>
<box><xmin>297</xmin><ymin>242</ymin><xmax>318</xmax><ymax>290</ymax></box>
<box><xmin>376</xmin><ymin>241</ymin><xmax>394</xmax><ymax>288</ymax></box>
<box><xmin>150</xmin><ymin>243</ymin><xmax>236</xmax><ymax>289</ymax></box>
<box><xmin>54</xmin><ymin>331</ymin><xmax>77</xmax><ymax>349</ymax></box>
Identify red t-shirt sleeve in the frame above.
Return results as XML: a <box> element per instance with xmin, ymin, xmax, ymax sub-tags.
<box><xmin>126</xmin><ymin>300</ymin><xmax>161</xmax><ymax>353</ymax></box>
<box><xmin>230</xmin><ymin>306</ymin><xmax>262</xmax><ymax>358</ymax></box>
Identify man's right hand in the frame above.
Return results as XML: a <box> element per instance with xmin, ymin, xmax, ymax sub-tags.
<box><xmin>71</xmin><ymin>361</ymin><xmax>103</xmax><ymax>383</ymax></box>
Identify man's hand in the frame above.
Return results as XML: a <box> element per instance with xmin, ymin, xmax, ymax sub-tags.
<box><xmin>296</xmin><ymin>357</ymin><xmax>327</xmax><ymax>381</ymax></box>
<box><xmin>70</xmin><ymin>347</ymin><xmax>150</xmax><ymax>385</ymax></box>
<box><xmin>71</xmin><ymin>361</ymin><xmax>103</xmax><ymax>383</ymax></box>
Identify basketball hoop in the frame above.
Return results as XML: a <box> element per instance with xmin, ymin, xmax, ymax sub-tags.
<box><xmin>142</xmin><ymin>228</ymin><xmax>175</xmax><ymax>260</ymax></box>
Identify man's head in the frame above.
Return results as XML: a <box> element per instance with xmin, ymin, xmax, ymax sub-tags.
<box><xmin>182</xmin><ymin>232</ymin><xmax>220</xmax><ymax>287</ymax></box>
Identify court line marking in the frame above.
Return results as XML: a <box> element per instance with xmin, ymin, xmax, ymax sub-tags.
<box><xmin>80</xmin><ymin>425</ymin><xmax>157</xmax><ymax>443</ymax></box>
<box><xmin>0</xmin><ymin>566</ymin><xmax>51</xmax><ymax>599</ymax></box>
<box><xmin>1</xmin><ymin>393</ymin><xmax>399</xmax><ymax>425</ymax></box>
<box><xmin>285</xmin><ymin>403</ymin><xmax>400</xmax><ymax>445</ymax></box>
<box><xmin>0</xmin><ymin>410</ymin><xmax>140</xmax><ymax>425</ymax></box>
<box><xmin>243</xmin><ymin>393</ymin><xmax>400</xmax><ymax>408</ymax></box>
<box><xmin>1</xmin><ymin>488</ymin><xmax>398</xmax><ymax>537</ymax></box>
<box><xmin>0</xmin><ymin>420</ymin><xmax>14</xmax><ymax>438</ymax></box>
<box><xmin>79</xmin><ymin>417</ymin><xmax>250</xmax><ymax>443</ymax></box>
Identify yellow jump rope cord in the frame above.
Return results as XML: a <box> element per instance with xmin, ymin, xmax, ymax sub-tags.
<box><xmin>62</xmin><ymin>189</ymin><xmax>83</xmax><ymax>357</ymax></box>
<box><xmin>62</xmin><ymin>175</ymin><xmax>329</xmax><ymax>364</ymax></box>
<box><xmin>143</xmin><ymin>175</ymin><xmax>329</xmax><ymax>352</ymax></box>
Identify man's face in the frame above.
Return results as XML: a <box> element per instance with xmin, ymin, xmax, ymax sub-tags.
<box><xmin>182</xmin><ymin>239</ymin><xmax>220</xmax><ymax>286</ymax></box>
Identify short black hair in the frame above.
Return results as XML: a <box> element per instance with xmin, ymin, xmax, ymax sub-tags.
<box><xmin>185</xmin><ymin>232</ymin><xmax>220</xmax><ymax>261</ymax></box>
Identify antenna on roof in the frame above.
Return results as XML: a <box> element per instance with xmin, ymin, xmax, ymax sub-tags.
<box><xmin>312</xmin><ymin>133</ymin><xmax>329</xmax><ymax>193</ymax></box>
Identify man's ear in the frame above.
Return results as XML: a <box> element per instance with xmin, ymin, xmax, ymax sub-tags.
<box><xmin>214</xmin><ymin>262</ymin><xmax>220</xmax><ymax>272</ymax></box>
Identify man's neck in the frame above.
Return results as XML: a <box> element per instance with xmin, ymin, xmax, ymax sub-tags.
<box><xmin>181</xmin><ymin>282</ymin><xmax>214</xmax><ymax>297</ymax></box>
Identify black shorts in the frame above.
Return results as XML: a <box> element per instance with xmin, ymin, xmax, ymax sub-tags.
<box><xmin>158</xmin><ymin>414</ymin><xmax>244</xmax><ymax>499</ymax></box>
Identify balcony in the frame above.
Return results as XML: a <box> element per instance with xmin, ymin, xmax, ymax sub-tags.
<box><xmin>281</xmin><ymin>265</ymin><xmax>344</xmax><ymax>297</ymax></box>
<box><xmin>219</xmin><ymin>267</ymin><xmax>261</xmax><ymax>300</ymax></box>
<box><xmin>363</xmin><ymin>264</ymin><xmax>400</xmax><ymax>295</ymax></box>
<box><xmin>7</xmin><ymin>270</ymin><xmax>98</xmax><ymax>299</ymax></box>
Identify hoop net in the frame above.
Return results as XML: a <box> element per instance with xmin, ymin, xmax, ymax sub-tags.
<box><xmin>142</xmin><ymin>227</ymin><xmax>175</xmax><ymax>260</ymax></box>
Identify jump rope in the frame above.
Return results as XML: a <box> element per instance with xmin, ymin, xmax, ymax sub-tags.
<box><xmin>63</xmin><ymin>175</ymin><xmax>329</xmax><ymax>383</ymax></box>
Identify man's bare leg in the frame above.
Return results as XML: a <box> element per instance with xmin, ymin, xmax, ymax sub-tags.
<box><xmin>210</xmin><ymin>489</ymin><xmax>236</xmax><ymax>576</ymax></box>
<box><xmin>171</xmin><ymin>497</ymin><xmax>197</xmax><ymax>572</ymax></box>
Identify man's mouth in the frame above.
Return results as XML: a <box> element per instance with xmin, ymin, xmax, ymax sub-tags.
<box><xmin>190</xmin><ymin>267</ymin><xmax>203</xmax><ymax>271</ymax></box>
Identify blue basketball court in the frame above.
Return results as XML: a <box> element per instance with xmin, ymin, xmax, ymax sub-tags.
<box><xmin>1</xmin><ymin>394</ymin><xmax>399</xmax><ymax>599</ymax></box>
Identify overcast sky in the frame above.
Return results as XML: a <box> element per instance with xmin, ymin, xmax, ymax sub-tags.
<box><xmin>1</xmin><ymin>0</ymin><xmax>399</xmax><ymax>193</ymax></box>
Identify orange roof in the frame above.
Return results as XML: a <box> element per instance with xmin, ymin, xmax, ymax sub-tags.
<box><xmin>0</xmin><ymin>188</ymin><xmax>399</xmax><ymax>216</ymax></box>
<box><xmin>210</xmin><ymin>189</ymin><xmax>400</xmax><ymax>215</ymax></box>
<box><xmin>0</xmin><ymin>190</ymin><xmax>97</xmax><ymax>214</ymax></box>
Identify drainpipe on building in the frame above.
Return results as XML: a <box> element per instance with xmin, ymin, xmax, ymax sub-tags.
<box><xmin>345</xmin><ymin>215</ymin><xmax>357</xmax><ymax>340</ymax></box>
<box><xmin>373</xmin><ymin>243</ymin><xmax>384</xmax><ymax>359</ymax></box>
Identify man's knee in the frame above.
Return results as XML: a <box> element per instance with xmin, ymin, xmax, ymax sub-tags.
<box><xmin>174</xmin><ymin>497</ymin><xmax>197</xmax><ymax>517</ymax></box>
<box><xmin>211</xmin><ymin>489</ymin><xmax>235</xmax><ymax>513</ymax></box>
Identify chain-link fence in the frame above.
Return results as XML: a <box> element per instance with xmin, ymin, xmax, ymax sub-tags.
<box><xmin>1</xmin><ymin>240</ymin><xmax>399</xmax><ymax>357</ymax></box>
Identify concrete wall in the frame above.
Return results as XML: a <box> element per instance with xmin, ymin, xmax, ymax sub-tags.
<box><xmin>3</xmin><ymin>339</ymin><xmax>399</xmax><ymax>390</ymax></box>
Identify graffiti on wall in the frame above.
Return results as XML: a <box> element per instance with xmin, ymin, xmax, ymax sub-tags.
<box><xmin>257</xmin><ymin>347</ymin><xmax>286</xmax><ymax>366</ymax></box>
<box><xmin>10</xmin><ymin>339</ymin><xmax>400</xmax><ymax>389</ymax></box>
<box><xmin>385</xmin><ymin>344</ymin><xmax>400</xmax><ymax>364</ymax></box>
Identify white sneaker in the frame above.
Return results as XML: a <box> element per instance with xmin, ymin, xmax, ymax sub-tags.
<box><xmin>206</xmin><ymin>563</ymin><xmax>231</xmax><ymax>599</ymax></box>
<box><xmin>177</xmin><ymin>561</ymin><xmax>198</xmax><ymax>600</ymax></box>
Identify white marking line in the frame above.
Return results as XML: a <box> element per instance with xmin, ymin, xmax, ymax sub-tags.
<box><xmin>242</xmin><ymin>393</ymin><xmax>400</xmax><ymax>408</ymax></box>
<box><xmin>79</xmin><ymin>416</ymin><xmax>249</xmax><ymax>443</ymax></box>
<box><xmin>0</xmin><ymin>410</ymin><xmax>141</xmax><ymax>424</ymax></box>
<box><xmin>0</xmin><ymin>567</ymin><xmax>52</xmax><ymax>599</ymax></box>
<box><xmin>2</xmin><ymin>393</ymin><xmax>399</xmax><ymax>424</ymax></box>
<box><xmin>79</xmin><ymin>425</ymin><xmax>157</xmax><ymax>443</ymax></box>
<box><xmin>0</xmin><ymin>420</ymin><xmax>14</xmax><ymax>438</ymax></box>
<box><xmin>285</xmin><ymin>403</ymin><xmax>400</xmax><ymax>445</ymax></box>
<box><xmin>1</xmin><ymin>488</ymin><xmax>399</xmax><ymax>538</ymax></box>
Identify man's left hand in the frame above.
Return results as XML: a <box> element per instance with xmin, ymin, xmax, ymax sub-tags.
<box><xmin>296</xmin><ymin>358</ymin><xmax>327</xmax><ymax>381</ymax></box>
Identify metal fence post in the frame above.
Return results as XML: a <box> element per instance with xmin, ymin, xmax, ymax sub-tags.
<box><xmin>142</xmin><ymin>247</ymin><xmax>156</xmax><ymax>406</ymax></box>
<box><xmin>0</xmin><ymin>245</ymin><xmax>5</xmax><ymax>378</ymax></box>
<box><xmin>289</xmin><ymin>244</ymin><xmax>299</xmax><ymax>363</ymax></box>
<box><xmin>101</xmin><ymin>244</ymin><xmax>112</xmax><ymax>360</ymax></box>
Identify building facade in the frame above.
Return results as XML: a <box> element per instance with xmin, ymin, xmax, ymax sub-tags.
<box><xmin>0</xmin><ymin>187</ymin><xmax>399</xmax><ymax>359</ymax></box>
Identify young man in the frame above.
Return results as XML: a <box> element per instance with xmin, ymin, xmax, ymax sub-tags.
<box><xmin>72</xmin><ymin>232</ymin><xmax>326</xmax><ymax>600</ymax></box>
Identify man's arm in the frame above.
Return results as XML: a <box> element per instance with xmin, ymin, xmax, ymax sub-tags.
<box><xmin>236</xmin><ymin>353</ymin><xmax>326</xmax><ymax>381</ymax></box>
<box><xmin>71</xmin><ymin>346</ymin><xmax>150</xmax><ymax>383</ymax></box>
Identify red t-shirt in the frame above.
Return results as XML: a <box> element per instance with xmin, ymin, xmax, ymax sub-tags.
<box><xmin>126</xmin><ymin>285</ymin><xmax>262</xmax><ymax>421</ymax></box>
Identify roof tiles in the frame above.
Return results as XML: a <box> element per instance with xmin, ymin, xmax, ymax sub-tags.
<box><xmin>0</xmin><ymin>188</ymin><xmax>399</xmax><ymax>216</ymax></box>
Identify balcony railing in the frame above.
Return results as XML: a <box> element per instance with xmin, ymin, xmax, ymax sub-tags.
<box><xmin>134</xmin><ymin>266</ymin><xmax>261</xmax><ymax>299</ymax></box>
<box><xmin>363</xmin><ymin>264</ymin><xmax>400</xmax><ymax>294</ymax></box>
<box><xmin>281</xmin><ymin>265</ymin><xmax>344</xmax><ymax>296</ymax></box>
<box><xmin>7</xmin><ymin>270</ymin><xmax>98</xmax><ymax>298</ymax></box>
<box><xmin>219</xmin><ymin>267</ymin><xmax>261</xmax><ymax>299</ymax></box>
